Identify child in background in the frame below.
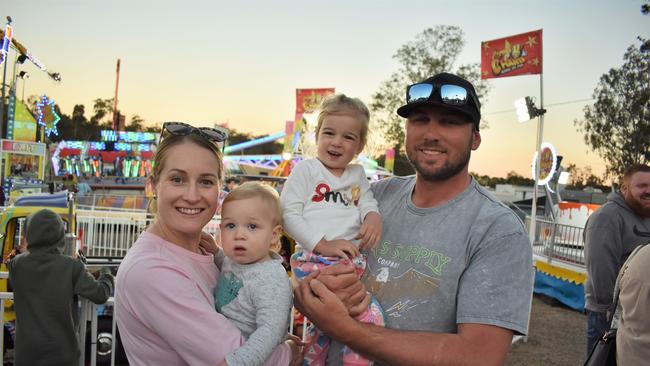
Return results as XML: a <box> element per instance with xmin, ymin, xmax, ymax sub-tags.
<box><xmin>281</xmin><ymin>93</ymin><xmax>385</xmax><ymax>366</ymax></box>
<box><xmin>214</xmin><ymin>182</ymin><xmax>293</xmax><ymax>366</ymax></box>
<box><xmin>8</xmin><ymin>208</ymin><xmax>113</xmax><ymax>366</ymax></box>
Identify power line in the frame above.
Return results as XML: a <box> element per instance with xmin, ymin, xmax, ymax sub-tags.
<box><xmin>484</xmin><ymin>98</ymin><xmax>595</xmax><ymax>115</ymax></box>
<box><xmin>545</xmin><ymin>98</ymin><xmax>595</xmax><ymax>107</ymax></box>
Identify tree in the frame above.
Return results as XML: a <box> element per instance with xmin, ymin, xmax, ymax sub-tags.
<box><xmin>564</xmin><ymin>164</ymin><xmax>609</xmax><ymax>191</ymax></box>
<box><xmin>90</xmin><ymin>98</ymin><xmax>114</xmax><ymax>125</ymax></box>
<box><xmin>642</xmin><ymin>2</ymin><xmax>650</xmax><ymax>52</ymax></box>
<box><xmin>375</xmin><ymin>150</ymin><xmax>415</xmax><ymax>176</ymax></box>
<box><xmin>48</xmin><ymin>105</ymin><xmax>71</xmax><ymax>143</ymax></box>
<box><xmin>71</xmin><ymin>104</ymin><xmax>87</xmax><ymax>139</ymax></box>
<box><xmin>370</xmin><ymin>26</ymin><xmax>491</xmax><ymax>151</ymax></box>
<box><xmin>469</xmin><ymin>171</ymin><xmax>535</xmax><ymax>188</ymax></box>
<box><xmin>574</xmin><ymin>39</ymin><xmax>650</xmax><ymax>179</ymax></box>
<box><xmin>125</xmin><ymin>114</ymin><xmax>145</xmax><ymax>131</ymax></box>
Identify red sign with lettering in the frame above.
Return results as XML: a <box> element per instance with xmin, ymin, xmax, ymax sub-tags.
<box><xmin>481</xmin><ymin>29</ymin><xmax>542</xmax><ymax>79</ymax></box>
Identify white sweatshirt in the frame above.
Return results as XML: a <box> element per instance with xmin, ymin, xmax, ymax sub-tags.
<box><xmin>280</xmin><ymin>158</ymin><xmax>379</xmax><ymax>252</ymax></box>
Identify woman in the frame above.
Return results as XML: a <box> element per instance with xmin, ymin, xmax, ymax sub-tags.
<box><xmin>616</xmin><ymin>244</ymin><xmax>650</xmax><ymax>365</ymax></box>
<box><xmin>115</xmin><ymin>122</ymin><xmax>298</xmax><ymax>365</ymax></box>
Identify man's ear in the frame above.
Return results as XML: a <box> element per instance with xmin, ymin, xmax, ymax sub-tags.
<box><xmin>471</xmin><ymin>131</ymin><xmax>482</xmax><ymax>150</ymax></box>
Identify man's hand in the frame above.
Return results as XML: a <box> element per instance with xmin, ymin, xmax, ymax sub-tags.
<box><xmin>315</xmin><ymin>264</ymin><xmax>370</xmax><ymax>317</ymax></box>
<box><xmin>356</xmin><ymin>212</ymin><xmax>382</xmax><ymax>250</ymax></box>
<box><xmin>294</xmin><ymin>273</ymin><xmax>356</xmax><ymax>341</ymax></box>
<box><xmin>313</xmin><ymin>239</ymin><xmax>359</xmax><ymax>259</ymax></box>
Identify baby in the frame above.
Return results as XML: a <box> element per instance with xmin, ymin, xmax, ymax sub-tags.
<box><xmin>215</xmin><ymin>182</ymin><xmax>293</xmax><ymax>366</ymax></box>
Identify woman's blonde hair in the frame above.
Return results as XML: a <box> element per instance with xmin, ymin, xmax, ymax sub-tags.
<box><xmin>315</xmin><ymin>93</ymin><xmax>370</xmax><ymax>148</ymax></box>
<box><xmin>147</xmin><ymin>134</ymin><xmax>224</xmax><ymax>214</ymax></box>
<box><xmin>222</xmin><ymin>182</ymin><xmax>282</xmax><ymax>226</ymax></box>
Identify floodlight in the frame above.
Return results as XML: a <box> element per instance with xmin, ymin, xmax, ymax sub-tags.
<box><xmin>514</xmin><ymin>96</ymin><xmax>545</xmax><ymax>122</ymax></box>
<box><xmin>281</xmin><ymin>152</ymin><xmax>293</xmax><ymax>161</ymax></box>
<box><xmin>514</xmin><ymin>97</ymin><xmax>531</xmax><ymax>122</ymax></box>
<box><xmin>558</xmin><ymin>171</ymin><xmax>571</xmax><ymax>185</ymax></box>
<box><xmin>49</xmin><ymin>72</ymin><xmax>61</xmax><ymax>82</ymax></box>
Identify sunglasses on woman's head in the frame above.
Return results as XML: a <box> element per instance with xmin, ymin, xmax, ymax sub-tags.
<box><xmin>160</xmin><ymin>122</ymin><xmax>229</xmax><ymax>147</ymax></box>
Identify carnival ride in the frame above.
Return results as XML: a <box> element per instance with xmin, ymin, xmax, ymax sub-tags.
<box><xmin>223</xmin><ymin>128</ymin><xmax>392</xmax><ymax>181</ymax></box>
<box><xmin>52</xmin><ymin>131</ymin><xmax>156</xmax><ymax>179</ymax></box>
<box><xmin>524</xmin><ymin>161</ymin><xmax>602</xmax><ymax>312</ymax></box>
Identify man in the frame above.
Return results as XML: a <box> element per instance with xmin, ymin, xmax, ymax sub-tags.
<box><xmin>224</xmin><ymin>177</ymin><xmax>240</xmax><ymax>193</ymax></box>
<box><xmin>8</xmin><ymin>209</ymin><xmax>114</xmax><ymax>365</ymax></box>
<box><xmin>584</xmin><ymin>164</ymin><xmax>650</xmax><ymax>353</ymax></box>
<box><xmin>294</xmin><ymin>72</ymin><xmax>534</xmax><ymax>365</ymax></box>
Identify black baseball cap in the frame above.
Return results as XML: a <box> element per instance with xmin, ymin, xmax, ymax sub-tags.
<box><xmin>396</xmin><ymin>73</ymin><xmax>481</xmax><ymax>129</ymax></box>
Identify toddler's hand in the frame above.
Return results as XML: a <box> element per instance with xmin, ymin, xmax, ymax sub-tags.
<box><xmin>198</xmin><ymin>231</ymin><xmax>220</xmax><ymax>255</ymax></box>
<box><xmin>286</xmin><ymin>333</ymin><xmax>305</xmax><ymax>366</ymax></box>
<box><xmin>313</xmin><ymin>239</ymin><xmax>359</xmax><ymax>259</ymax></box>
<box><xmin>356</xmin><ymin>212</ymin><xmax>382</xmax><ymax>250</ymax></box>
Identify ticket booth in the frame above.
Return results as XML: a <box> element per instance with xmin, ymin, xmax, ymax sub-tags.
<box><xmin>1</xmin><ymin>139</ymin><xmax>47</xmax><ymax>199</ymax></box>
<box><xmin>1</xmin><ymin>139</ymin><xmax>46</xmax><ymax>179</ymax></box>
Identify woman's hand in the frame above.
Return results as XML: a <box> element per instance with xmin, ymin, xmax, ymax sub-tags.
<box><xmin>199</xmin><ymin>231</ymin><xmax>220</xmax><ymax>255</ymax></box>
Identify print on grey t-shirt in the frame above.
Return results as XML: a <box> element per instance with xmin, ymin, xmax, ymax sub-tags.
<box><xmin>363</xmin><ymin>176</ymin><xmax>534</xmax><ymax>336</ymax></box>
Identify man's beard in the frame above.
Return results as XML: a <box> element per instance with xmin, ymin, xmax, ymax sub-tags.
<box><xmin>626</xmin><ymin>193</ymin><xmax>650</xmax><ymax>218</ymax></box>
<box><xmin>407</xmin><ymin>142</ymin><xmax>472</xmax><ymax>182</ymax></box>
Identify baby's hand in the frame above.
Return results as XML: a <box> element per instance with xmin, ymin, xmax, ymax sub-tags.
<box><xmin>198</xmin><ymin>231</ymin><xmax>220</xmax><ymax>255</ymax></box>
<box><xmin>313</xmin><ymin>239</ymin><xmax>360</xmax><ymax>259</ymax></box>
<box><xmin>356</xmin><ymin>212</ymin><xmax>382</xmax><ymax>250</ymax></box>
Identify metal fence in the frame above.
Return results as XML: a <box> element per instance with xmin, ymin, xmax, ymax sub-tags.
<box><xmin>78</xmin><ymin>209</ymin><xmax>221</xmax><ymax>259</ymax></box>
<box><xmin>0</xmin><ymin>291</ymin><xmax>13</xmax><ymax>364</ymax></box>
<box><xmin>528</xmin><ymin>217</ymin><xmax>586</xmax><ymax>267</ymax></box>
<box><xmin>79</xmin><ymin>211</ymin><xmax>151</xmax><ymax>258</ymax></box>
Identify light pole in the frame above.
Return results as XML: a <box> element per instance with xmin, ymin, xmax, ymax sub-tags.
<box><xmin>514</xmin><ymin>96</ymin><xmax>547</xmax><ymax>244</ymax></box>
<box><xmin>17</xmin><ymin>70</ymin><xmax>27</xmax><ymax>102</ymax></box>
<box><xmin>0</xmin><ymin>16</ymin><xmax>13</xmax><ymax>139</ymax></box>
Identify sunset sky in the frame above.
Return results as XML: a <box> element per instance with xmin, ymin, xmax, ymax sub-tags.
<box><xmin>3</xmin><ymin>0</ymin><xmax>647</xmax><ymax>180</ymax></box>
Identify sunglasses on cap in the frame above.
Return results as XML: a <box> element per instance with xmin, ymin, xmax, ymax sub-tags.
<box><xmin>406</xmin><ymin>82</ymin><xmax>480</xmax><ymax>110</ymax></box>
<box><xmin>160</xmin><ymin>122</ymin><xmax>229</xmax><ymax>148</ymax></box>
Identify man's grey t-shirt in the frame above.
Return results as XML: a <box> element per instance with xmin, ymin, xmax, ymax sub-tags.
<box><xmin>364</xmin><ymin>176</ymin><xmax>534</xmax><ymax>335</ymax></box>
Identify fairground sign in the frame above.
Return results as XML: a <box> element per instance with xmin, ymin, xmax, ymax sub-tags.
<box><xmin>531</xmin><ymin>142</ymin><xmax>557</xmax><ymax>186</ymax></box>
<box><xmin>1</xmin><ymin>139</ymin><xmax>46</xmax><ymax>156</ymax></box>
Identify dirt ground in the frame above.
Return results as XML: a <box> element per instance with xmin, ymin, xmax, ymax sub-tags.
<box><xmin>109</xmin><ymin>294</ymin><xmax>589</xmax><ymax>366</ymax></box>
<box><xmin>506</xmin><ymin>294</ymin><xmax>587</xmax><ymax>366</ymax></box>
<box><xmin>45</xmin><ymin>293</ymin><xmax>584</xmax><ymax>366</ymax></box>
